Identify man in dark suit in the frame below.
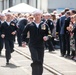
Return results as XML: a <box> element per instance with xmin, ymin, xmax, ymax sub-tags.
<box><xmin>22</xmin><ymin>11</ymin><xmax>52</xmax><ymax>75</ymax></box>
<box><xmin>56</xmin><ymin>16</ymin><xmax>66</xmax><ymax>56</ymax></box>
<box><xmin>1</xmin><ymin>13</ymin><xmax>18</xmax><ymax>65</ymax></box>
<box><xmin>17</xmin><ymin>17</ymin><xmax>28</xmax><ymax>46</ymax></box>
<box><xmin>56</xmin><ymin>10</ymin><xmax>70</xmax><ymax>57</ymax></box>
<box><xmin>64</xmin><ymin>11</ymin><xmax>71</xmax><ymax>57</ymax></box>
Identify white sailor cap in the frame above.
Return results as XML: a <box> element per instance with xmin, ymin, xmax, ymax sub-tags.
<box><xmin>0</xmin><ymin>13</ymin><xmax>5</xmax><ymax>16</ymax></box>
<box><xmin>45</xmin><ymin>13</ymin><xmax>50</xmax><ymax>16</ymax></box>
<box><xmin>33</xmin><ymin>10</ymin><xmax>43</xmax><ymax>15</ymax></box>
<box><xmin>53</xmin><ymin>10</ymin><xmax>57</xmax><ymax>14</ymax></box>
<box><xmin>5</xmin><ymin>12</ymin><xmax>12</xmax><ymax>16</ymax></box>
<box><xmin>42</xmin><ymin>14</ymin><xmax>46</xmax><ymax>16</ymax></box>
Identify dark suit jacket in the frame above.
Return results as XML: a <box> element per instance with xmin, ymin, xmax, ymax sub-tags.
<box><xmin>60</xmin><ymin>16</ymin><xmax>66</xmax><ymax>34</ymax></box>
<box><xmin>56</xmin><ymin>18</ymin><xmax>61</xmax><ymax>34</ymax></box>
<box><xmin>17</xmin><ymin>18</ymin><xmax>28</xmax><ymax>33</ymax></box>
<box><xmin>64</xmin><ymin>17</ymin><xmax>71</xmax><ymax>34</ymax></box>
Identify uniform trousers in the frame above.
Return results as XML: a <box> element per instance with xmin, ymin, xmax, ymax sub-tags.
<box><xmin>5</xmin><ymin>39</ymin><xmax>14</xmax><ymax>62</ymax></box>
<box><xmin>29</xmin><ymin>45</ymin><xmax>44</xmax><ymax>75</ymax></box>
<box><xmin>0</xmin><ymin>37</ymin><xmax>3</xmax><ymax>53</ymax></box>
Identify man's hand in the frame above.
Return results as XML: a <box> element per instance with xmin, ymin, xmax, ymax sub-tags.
<box><xmin>11</xmin><ymin>31</ymin><xmax>16</xmax><ymax>35</ymax></box>
<box><xmin>22</xmin><ymin>42</ymin><xmax>26</xmax><ymax>47</ymax></box>
<box><xmin>1</xmin><ymin>34</ymin><xmax>5</xmax><ymax>38</ymax></box>
<box><xmin>43</xmin><ymin>36</ymin><xmax>48</xmax><ymax>41</ymax></box>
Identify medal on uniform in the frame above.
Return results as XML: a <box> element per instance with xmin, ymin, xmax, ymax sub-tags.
<box><xmin>48</xmin><ymin>30</ymin><xmax>51</xmax><ymax>34</ymax></box>
<box><xmin>41</xmin><ymin>24</ymin><xmax>46</xmax><ymax>30</ymax></box>
<box><xmin>48</xmin><ymin>28</ymin><xmax>51</xmax><ymax>34</ymax></box>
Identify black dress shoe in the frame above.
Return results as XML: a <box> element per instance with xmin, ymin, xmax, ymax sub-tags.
<box><xmin>6</xmin><ymin>62</ymin><xmax>9</xmax><ymax>65</ymax></box>
<box><xmin>11</xmin><ymin>49</ymin><xmax>14</xmax><ymax>53</ymax></box>
<box><xmin>64</xmin><ymin>55</ymin><xmax>70</xmax><ymax>58</ymax></box>
<box><xmin>6</xmin><ymin>59</ymin><xmax>9</xmax><ymax>65</ymax></box>
<box><xmin>0</xmin><ymin>51</ymin><xmax>1</xmax><ymax>56</ymax></box>
<box><xmin>60</xmin><ymin>54</ymin><xmax>64</xmax><ymax>57</ymax></box>
<box><xmin>19</xmin><ymin>45</ymin><xmax>22</xmax><ymax>47</ymax></box>
<box><xmin>70</xmin><ymin>56</ymin><xmax>74</xmax><ymax>59</ymax></box>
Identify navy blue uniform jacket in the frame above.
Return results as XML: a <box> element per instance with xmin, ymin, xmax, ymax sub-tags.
<box><xmin>1</xmin><ymin>21</ymin><xmax>18</xmax><ymax>40</ymax></box>
<box><xmin>22</xmin><ymin>21</ymin><xmax>51</xmax><ymax>47</ymax></box>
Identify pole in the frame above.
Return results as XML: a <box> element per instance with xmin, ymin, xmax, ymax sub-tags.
<box><xmin>9</xmin><ymin>0</ymin><xmax>13</xmax><ymax>7</ymax></box>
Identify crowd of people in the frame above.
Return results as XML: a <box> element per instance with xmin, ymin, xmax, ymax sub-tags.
<box><xmin>56</xmin><ymin>8</ymin><xmax>76</xmax><ymax>60</ymax></box>
<box><xmin>0</xmin><ymin>8</ymin><xmax>76</xmax><ymax>75</ymax></box>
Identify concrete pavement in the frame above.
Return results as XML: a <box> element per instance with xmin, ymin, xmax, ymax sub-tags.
<box><xmin>14</xmin><ymin>44</ymin><xmax>76</xmax><ymax>75</ymax></box>
<box><xmin>0</xmin><ymin>43</ymin><xmax>76</xmax><ymax>75</ymax></box>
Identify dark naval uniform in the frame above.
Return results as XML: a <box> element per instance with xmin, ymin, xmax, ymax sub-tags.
<box><xmin>0</xmin><ymin>21</ymin><xmax>3</xmax><ymax>55</ymax></box>
<box><xmin>22</xmin><ymin>21</ymin><xmax>51</xmax><ymax>75</ymax></box>
<box><xmin>1</xmin><ymin>21</ymin><xmax>18</xmax><ymax>64</ymax></box>
<box><xmin>46</xmin><ymin>19</ymin><xmax>54</xmax><ymax>51</ymax></box>
<box><xmin>46</xmin><ymin>19</ymin><xmax>54</xmax><ymax>33</ymax></box>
